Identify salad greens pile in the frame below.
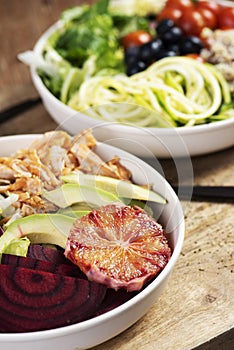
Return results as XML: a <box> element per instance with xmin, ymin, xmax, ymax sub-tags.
<box><xmin>38</xmin><ymin>0</ymin><xmax>151</xmax><ymax>102</ymax></box>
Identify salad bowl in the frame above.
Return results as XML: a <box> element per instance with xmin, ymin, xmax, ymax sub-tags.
<box><xmin>0</xmin><ymin>134</ymin><xmax>184</xmax><ymax>350</ymax></box>
<box><xmin>31</xmin><ymin>57</ymin><xmax>234</xmax><ymax>158</ymax></box>
<box><xmin>20</xmin><ymin>0</ymin><xmax>234</xmax><ymax>158</ymax></box>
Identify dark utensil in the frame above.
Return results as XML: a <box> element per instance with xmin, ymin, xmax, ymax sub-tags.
<box><xmin>0</xmin><ymin>97</ymin><xmax>42</xmax><ymax>123</ymax></box>
<box><xmin>172</xmin><ymin>185</ymin><xmax>234</xmax><ymax>202</ymax></box>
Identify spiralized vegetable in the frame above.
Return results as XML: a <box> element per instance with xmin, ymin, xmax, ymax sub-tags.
<box><xmin>68</xmin><ymin>57</ymin><xmax>233</xmax><ymax>127</ymax></box>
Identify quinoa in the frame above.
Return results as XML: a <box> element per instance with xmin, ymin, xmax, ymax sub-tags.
<box><xmin>201</xmin><ymin>29</ymin><xmax>234</xmax><ymax>92</ymax></box>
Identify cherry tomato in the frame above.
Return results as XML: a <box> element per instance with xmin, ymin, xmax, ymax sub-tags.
<box><xmin>178</xmin><ymin>9</ymin><xmax>205</xmax><ymax>36</ymax></box>
<box><xmin>217</xmin><ymin>7</ymin><xmax>234</xmax><ymax>29</ymax></box>
<box><xmin>166</xmin><ymin>0</ymin><xmax>193</xmax><ymax>11</ymax></box>
<box><xmin>185</xmin><ymin>54</ymin><xmax>205</xmax><ymax>63</ymax></box>
<box><xmin>196</xmin><ymin>1</ymin><xmax>222</xmax><ymax>17</ymax></box>
<box><xmin>121</xmin><ymin>30</ymin><xmax>153</xmax><ymax>50</ymax></box>
<box><xmin>157</xmin><ymin>7</ymin><xmax>182</xmax><ymax>24</ymax></box>
<box><xmin>197</xmin><ymin>8</ymin><xmax>217</xmax><ymax>29</ymax></box>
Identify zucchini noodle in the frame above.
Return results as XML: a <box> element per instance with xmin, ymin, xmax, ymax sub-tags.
<box><xmin>67</xmin><ymin>56</ymin><xmax>232</xmax><ymax>127</ymax></box>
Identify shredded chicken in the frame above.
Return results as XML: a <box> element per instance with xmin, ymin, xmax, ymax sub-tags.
<box><xmin>0</xmin><ymin>129</ymin><xmax>132</xmax><ymax>224</ymax></box>
<box><xmin>106</xmin><ymin>157</ymin><xmax>132</xmax><ymax>180</ymax></box>
<box><xmin>0</xmin><ymin>164</ymin><xmax>15</xmax><ymax>181</ymax></box>
<box><xmin>69</xmin><ymin>129</ymin><xmax>131</xmax><ymax>179</ymax></box>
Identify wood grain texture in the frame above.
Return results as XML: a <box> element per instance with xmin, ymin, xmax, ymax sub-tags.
<box><xmin>0</xmin><ymin>0</ymin><xmax>95</xmax><ymax>110</ymax></box>
<box><xmin>92</xmin><ymin>201</ymin><xmax>234</xmax><ymax>350</ymax></box>
<box><xmin>0</xmin><ymin>1</ymin><xmax>233</xmax><ymax>349</ymax></box>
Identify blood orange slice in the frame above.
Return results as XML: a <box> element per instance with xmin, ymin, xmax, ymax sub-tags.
<box><xmin>65</xmin><ymin>204</ymin><xmax>171</xmax><ymax>292</ymax></box>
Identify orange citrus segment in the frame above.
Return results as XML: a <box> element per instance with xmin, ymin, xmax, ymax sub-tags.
<box><xmin>65</xmin><ymin>204</ymin><xmax>171</xmax><ymax>291</ymax></box>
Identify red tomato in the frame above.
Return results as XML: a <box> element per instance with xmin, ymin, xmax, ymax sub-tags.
<box><xmin>121</xmin><ymin>30</ymin><xmax>152</xmax><ymax>49</ymax></box>
<box><xmin>196</xmin><ymin>1</ymin><xmax>222</xmax><ymax>17</ymax></box>
<box><xmin>166</xmin><ymin>0</ymin><xmax>193</xmax><ymax>11</ymax></box>
<box><xmin>178</xmin><ymin>9</ymin><xmax>206</xmax><ymax>36</ymax></box>
<box><xmin>185</xmin><ymin>54</ymin><xmax>205</xmax><ymax>62</ymax></box>
<box><xmin>197</xmin><ymin>7</ymin><xmax>217</xmax><ymax>29</ymax></box>
<box><xmin>217</xmin><ymin>7</ymin><xmax>234</xmax><ymax>29</ymax></box>
<box><xmin>157</xmin><ymin>7</ymin><xmax>182</xmax><ymax>24</ymax></box>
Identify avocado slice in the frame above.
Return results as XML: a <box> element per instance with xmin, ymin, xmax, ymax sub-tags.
<box><xmin>0</xmin><ymin>214</ymin><xmax>77</xmax><ymax>255</ymax></box>
<box><xmin>61</xmin><ymin>172</ymin><xmax>166</xmax><ymax>204</ymax></box>
<box><xmin>58</xmin><ymin>202</ymin><xmax>92</xmax><ymax>213</ymax></box>
<box><xmin>128</xmin><ymin>199</ymin><xmax>153</xmax><ymax>217</ymax></box>
<box><xmin>43</xmin><ymin>184</ymin><xmax>122</xmax><ymax>208</ymax></box>
<box><xmin>57</xmin><ymin>209</ymin><xmax>91</xmax><ymax>218</ymax></box>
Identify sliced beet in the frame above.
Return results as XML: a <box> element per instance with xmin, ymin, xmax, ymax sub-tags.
<box><xmin>0</xmin><ymin>264</ymin><xmax>106</xmax><ymax>332</ymax></box>
<box><xmin>1</xmin><ymin>253</ymin><xmax>86</xmax><ymax>279</ymax></box>
<box><xmin>27</xmin><ymin>244</ymin><xmax>71</xmax><ymax>265</ymax></box>
<box><xmin>95</xmin><ymin>288</ymin><xmax>136</xmax><ymax>316</ymax></box>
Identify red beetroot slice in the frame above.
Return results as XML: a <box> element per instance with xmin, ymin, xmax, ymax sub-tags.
<box><xmin>1</xmin><ymin>253</ymin><xmax>86</xmax><ymax>279</ymax></box>
<box><xmin>95</xmin><ymin>288</ymin><xmax>136</xmax><ymax>316</ymax></box>
<box><xmin>0</xmin><ymin>264</ymin><xmax>106</xmax><ymax>333</ymax></box>
<box><xmin>27</xmin><ymin>244</ymin><xmax>72</xmax><ymax>265</ymax></box>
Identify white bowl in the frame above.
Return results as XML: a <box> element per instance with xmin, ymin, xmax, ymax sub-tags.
<box><xmin>0</xmin><ymin>134</ymin><xmax>184</xmax><ymax>350</ymax></box>
<box><xmin>28</xmin><ymin>12</ymin><xmax>234</xmax><ymax>158</ymax></box>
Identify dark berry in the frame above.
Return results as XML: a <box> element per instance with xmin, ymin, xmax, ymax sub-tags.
<box><xmin>124</xmin><ymin>46</ymin><xmax>140</xmax><ymax>65</ymax></box>
<box><xmin>154</xmin><ymin>49</ymin><xmax>177</xmax><ymax>61</ymax></box>
<box><xmin>126</xmin><ymin>61</ymin><xmax>147</xmax><ymax>76</ymax></box>
<box><xmin>161</xmin><ymin>26</ymin><xmax>183</xmax><ymax>45</ymax></box>
<box><xmin>165</xmin><ymin>43</ymin><xmax>180</xmax><ymax>55</ymax></box>
<box><xmin>180</xmin><ymin>36</ymin><xmax>203</xmax><ymax>55</ymax></box>
<box><xmin>156</xmin><ymin>19</ymin><xmax>175</xmax><ymax>36</ymax></box>
<box><xmin>138</xmin><ymin>38</ymin><xmax>164</xmax><ymax>63</ymax></box>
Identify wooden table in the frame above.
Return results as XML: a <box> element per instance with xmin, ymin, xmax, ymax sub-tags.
<box><xmin>0</xmin><ymin>1</ymin><xmax>233</xmax><ymax>349</ymax></box>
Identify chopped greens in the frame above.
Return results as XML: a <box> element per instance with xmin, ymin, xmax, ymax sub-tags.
<box><xmin>38</xmin><ymin>0</ymin><xmax>142</xmax><ymax>99</ymax></box>
<box><xmin>55</xmin><ymin>13</ymin><xmax>122</xmax><ymax>70</ymax></box>
<box><xmin>37</xmin><ymin>0</ymin><xmax>154</xmax><ymax>103</ymax></box>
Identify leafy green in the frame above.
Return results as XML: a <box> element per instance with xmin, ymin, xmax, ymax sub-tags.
<box><xmin>61</xmin><ymin>0</ymin><xmax>109</xmax><ymax>23</ymax></box>
<box><xmin>54</xmin><ymin>0</ymin><xmax>124</xmax><ymax>73</ymax></box>
<box><xmin>92</xmin><ymin>0</ymin><xmax>109</xmax><ymax>14</ymax></box>
<box><xmin>39</xmin><ymin>70</ymin><xmax>62</xmax><ymax>98</ymax></box>
<box><xmin>38</xmin><ymin>43</ymin><xmax>73</xmax><ymax>97</ymax></box>
<box><xmin>61</xmin><ymin>5</ymin><xmax>90</xmax><ymax>23</ymax></box>
<box><xmin>112</xmin><ymin>14</ymin><xmax>152</xmax><ymax>37</ymax></box>
<box><xmin>37</xmin><ymin>0</ymin><xmax>154</xmax><ymax>102</ymax></box>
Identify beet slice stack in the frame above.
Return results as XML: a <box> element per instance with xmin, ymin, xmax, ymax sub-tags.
<box><xmin>1</xmin><ymin>253</ymin><xmax>86</xmax><ymax>279</ymax></box>
<box><xmin>0</xmin><ymin>245</ymin><xmax>136</xmax><ymax>333</ymax></box>
<box><xmin>0</xmin><ymin>248</ymin><xmax>107</xmax><ymax>333</ymax></box>
<box><xmin>27</xmin><ymin>244</ymin><xmax>72</xmax><ymax>265</ymax></box>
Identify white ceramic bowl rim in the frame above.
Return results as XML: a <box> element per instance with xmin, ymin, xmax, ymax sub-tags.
<box><xmin>0</xmin><ymin>134</ymin><xmax>184</xmax><ymax>342</ymax></box>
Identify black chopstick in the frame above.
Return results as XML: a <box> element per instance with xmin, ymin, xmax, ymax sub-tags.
<box><xmin>0</xmin><ymin>97</ymin><xmax>42</xmax><ymax>123</ymax></box>
<box><xmin>172</xmin><ymin>185</ymin><xmax>234</xmax><ymax>202</ymax></box>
